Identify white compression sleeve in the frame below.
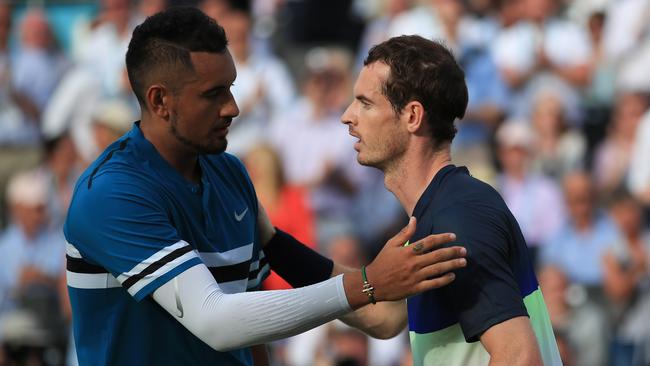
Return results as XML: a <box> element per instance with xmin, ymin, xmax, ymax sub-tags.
<box><xmin>152</xmin><ymin>263</ymin><xmax>352</xmax><ymax>351</ymax></box>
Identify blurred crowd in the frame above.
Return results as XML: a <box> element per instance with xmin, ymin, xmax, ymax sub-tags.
<box><xmin>0</xmin><ymin>0</ymin><xmax>648</xmax><ymax>365</ymax></box>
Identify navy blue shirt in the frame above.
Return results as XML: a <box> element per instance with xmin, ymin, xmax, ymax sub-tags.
<box><xmin>408</xmin><ymin>165</ymin><xmax>537</xmax><ymax>340</ymax></box>
<box><xmin>407</xmin><ymin>165</ymin><xmax>563</xmax><ymax>365</ymax></box>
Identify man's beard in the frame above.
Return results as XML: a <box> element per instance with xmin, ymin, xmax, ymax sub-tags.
<box><xmin>169</xmin><ymin>113</ymin><xmax>228</xmax><ymax>155</ymax></box>
<box><xmin>357</xmin><ymin>132</ymin><xmax>408</xmax><ymax>173</ymax></box>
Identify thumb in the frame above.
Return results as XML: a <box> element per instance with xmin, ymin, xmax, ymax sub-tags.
<box><xmin>390</xmin><ymin>216</ymin><xmax>417</xmax><ymax>247</ymax></box>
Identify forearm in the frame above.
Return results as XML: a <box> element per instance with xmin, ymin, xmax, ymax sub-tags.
<box><xmin>260</xmin><ymin>218</ymin><xmax>464</xmax><ymax>338</ymax></box>
<box><xmin>264</xmin><ymin>234</ymin><xmax>406</xmax><ymax>337</ymax></box>
<box><xmin>153</xmin><ymin>264</ymin><xmax>353</xmax><ymax>352</ymax></box>
<box><xmin>263</xmin><ymin>228</ymin><xmax>333</xmax><ymax>288</ymax></box>
<box><xmin>333</xmin><ymin>263</ymin><xmax>407</xmax><ymax>338</ymax></box>
<box><xmin>339</xmin><ymin>300</ymin><xmax>406</xmax><ymax>339</ymax></box>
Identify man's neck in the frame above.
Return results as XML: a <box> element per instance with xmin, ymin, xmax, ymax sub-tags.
<box><xmin>139</xmin><ymin>117</ymin><xmax>200</xmax><ymax>183</ymax></box>
<box><xmin>384</xmin><ymin>143</ymin><xmax>452</xmax><ymax>216</ymax></box>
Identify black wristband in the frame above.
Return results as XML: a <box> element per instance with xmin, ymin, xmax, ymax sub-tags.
<box><xmin>264</xmin><ymin>229</ymin><xmax>334</xmax><ymax>288</ymax></box>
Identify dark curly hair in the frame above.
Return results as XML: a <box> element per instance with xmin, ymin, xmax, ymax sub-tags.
<box><xmin>125</xmin><ymin>6</ymin><xmax>228</xmax><ymax>106</ymax></box>
<box><xmin>364</xmin><ymin>35</ymin><xmax>468</xmax><ymax>148</ymax></box>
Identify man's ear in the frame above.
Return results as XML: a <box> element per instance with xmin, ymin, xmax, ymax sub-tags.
<box><xmin>403</xmin><ymin>100</ymin><xmax>425</xmax><ymax>134</ymax></box>
<box><xmin>146</xmin><ymin>84</ymin><xmax>172</xmax><ymax>120</ymax></box>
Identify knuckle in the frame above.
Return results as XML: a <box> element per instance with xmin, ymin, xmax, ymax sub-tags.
<box><xmin>407</xmin><ymin>261</ymin><xmax>418</xmax><ymax>273</ymax></box>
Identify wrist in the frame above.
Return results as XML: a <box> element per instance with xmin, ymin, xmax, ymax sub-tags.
<box><xmin>361</xmin><ymin>265</ymin><xmax>376</xmax><ymax>305</ymax></box>
<box><xmin>342</xmin><ymin>271</ymin><xmax>372</xmax><ymax>310</ymax></box>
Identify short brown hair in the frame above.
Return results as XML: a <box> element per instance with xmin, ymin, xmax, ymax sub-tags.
<box><xmin>364</xmin><ymin>35</ymin><xmax>468</xmax><ymax>147</ymax></box>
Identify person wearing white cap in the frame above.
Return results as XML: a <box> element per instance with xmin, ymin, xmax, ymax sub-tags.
<box><xmin>91</xmin><ymin>99</ymin><xmax>137</xmax><ymax>151</ymax></box>
<box><xmin>0</xmin><ymin>169</ymin><xmax>66</xmax><ymax>322</ymax></box>
<box><xmin>494</xmin><ymin>120</ymin><xmax>566</xmax><ymax>262</ymax></box>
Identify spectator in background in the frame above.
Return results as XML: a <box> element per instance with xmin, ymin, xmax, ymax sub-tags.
<box><xmin>386</xmin><ymin>0</ymin><xmax>443</xmax><ymax>44</ymax></box>
<box><xmin>280</xmin><ymin>0</ymin><xmax>364</xmax><ymax>52</ymax></box>
<box><xmin>593</xmin><ymin>91</ymin><xmax>648</xmax><ymax>197</ymax></box>
<box><xmin>318</xmin><ymin>326</ymin><xmax>369</xmax><ymax>366</ymax></box>
<box><xmin>494</xmin><ymin>120</ymin><xmax>565</xmax><ymax>264</ymax></box>
<box><xmin>529</xmin><ymin>92</ymin><xmax>586</xmax><ymax>179</ymax></box>
<box><xmin>0</xmin><ymin>170</ymin><xmax>66</xmax><ymax>348</ymax></box>
<box><xmin>210</xmin><ymin>3</ymin><xmax>295</xmax><ymax>157</ymax></box>
<box><xmin>458</xmin><ymin>39</ymin><xmax>508</xmax><ymax>143</ymax></box>
<box><xmin>428</xmin><ymin>0</ymin><xmax>510</xmax><ymax>180</ymax></box>
<box><xmin>541</xmin><ymin>171</ymin><xmax>620</xmax><ymax>287</ymax></box>
<box><xmin>350</xmin><ymin>166</ymin><xmax>404</xmax><ymax>259</ymax></box>
<box><xmin>553</xmin><ymin>329</ymin><xmax>575</xmax><ymax>366</ymax></box>
<box><xmin>538</xmin><ymin>266</ymin><xmax>608</xmax><ymax>366</ymax></box>
<box><xmin>494</xmin><ymin>0</ymin><xmax>525</xmax><ymax>30</ymax></box>
<box><xmin>283</xmin><ymin>236</ymin><xmax>406</xmax><ymax>366</ymax></box>
<box><xmin>492</xmin><ymin>0</ymin><xmax>592</xmax><ymax>123</ymax></box>
<box><xmin>601</xmin><ymin>0</ymin><xmax>650</xmax><ymax>64</ymax></box>
<box><xmin>580</xmin><ymin>5</ymin><xmax>617</xmax><ymax>159</ymax></box>
<box><xmin>43</xmin><ymin>0</ymin><xmax>144</xmax><ymax>163</ymax></box>
<box><xmin>583</xmin><ymin>5</ymin><xmax>615</xmax><ymax>107</ymax></box>
<box><xmin>270</xmin><ymin>47</ymin><xmax>369</xmax><ymax>246</ymax></box>
<box><xmin>91</xmin><ymin>99</ymin><xmax>136</xmax><ymax>152</ymax></box>
<box><xmin>72</xmin><ymin>0</ymin><xmax>141</xmax><ymax>101</ymax></box>
<box><xmin>138</xmin><ymin>0</ymin><xmax>168</xmax><ymax>18</ymax></box>
<box><xmin>43</xmin><ymin>0</ymin><xmax>143</xmax><ymax>163</ymax></box>
<box><xmin>42</xmin><ymin>65</ymin><xmax>138</xmax><ymax>165</ymax></box>
<box><xmin>13</xmin><ymin>8</ymin><xmax>69</xmax><ymax>117</ymax></box>
<box><xmin>40</xmin><ymin>133</ymin><xmax>80</xmax><ymax>228</ymax></box>
<box><xmin>627</xmin><ymin>110</ymin><xmax>650</xmax><ymax>212</ymax></box>
<box><xmin>0</xmin><ymin>2</ymin><xmax>42</xmax><ymax>228</ymax></box>
<box><xmin>199</xmin><ymin>0</ymin><xmax>230</xmax><ymax>23</ymax></box>
<box><xmin>243</xmin><ymin>144</ymin><xmax>316</xmax><ymax>291</ymax></box>
<box><xmin>283</xmin><ymin>236</ymin><xmax>366</xmax><ymax>366</ymax></box>
<box><xmin>354</xmin><ymin>0</ymin><xmax>413</xmax><ymax>70</ymax></box>
<box><xmin>603</xmin><ymin>190</ymin><xmax>650</xmax><ymax>365</ymax></box>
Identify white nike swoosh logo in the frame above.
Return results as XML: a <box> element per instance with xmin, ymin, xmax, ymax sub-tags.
<box><xmin>234</xmin><ymin>207</ymin><xmax>248</xmax><ymax>222</ymax></box>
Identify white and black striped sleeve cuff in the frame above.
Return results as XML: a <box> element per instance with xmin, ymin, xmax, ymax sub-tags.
<box><xmin>117</xmin><ymin>240</ymin><xmax>201</xmax><ymax>300</ymax></box>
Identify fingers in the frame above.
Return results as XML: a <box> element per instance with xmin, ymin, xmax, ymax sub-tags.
<box><xmin>415</xmin><ymin>246</ymin><xmax>466</xmax><ymax>268</ymax></box>
<box><xmin>389</xmin><ymin>216</ymin><xmax>417</xmax><ymax>247</ymax></box>
<box><xmin>418</xmin><ymin>257</ymin><xmax>467</xmax><ymax>280</ymax></box>
<box><xmin>416</xmin><ymin>273</ymin><xmax>457</xmax><ymax>292</ymax></box>
<box><xmin>411</xmin><ymin>242</ymin><xmax>425</xmax><ymax>254</ymax></box>
<box><xmin>410</xmin><ymin>232</ymin><xmax>457</xmax><ymax>254</ymax></box>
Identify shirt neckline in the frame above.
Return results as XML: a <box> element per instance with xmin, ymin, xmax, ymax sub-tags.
<box><xmin>412</xmin><ymin>164</ymin><xmax>462</xmax><ymax>218</ymax></box>
<box><xmin>129</xmin><ymin>121</ymin><xmax>206</xmax><ymax>193</ymax></box>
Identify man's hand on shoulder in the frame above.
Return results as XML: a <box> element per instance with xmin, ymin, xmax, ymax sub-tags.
<box><xmin>343</xmin><ymin>217</ymin><xmax>467</xmax><ymax>308</ymax></box>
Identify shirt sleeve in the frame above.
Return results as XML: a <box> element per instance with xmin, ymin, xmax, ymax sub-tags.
<box><xmin>433</xmin><ymin>206</ymin><xmax>529</xmax><ymax>342</ymax></box>
<box><xmin>64</xmin><ymin>171</ymin><xmax>202</xmax><ymax>301</ymax></box>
